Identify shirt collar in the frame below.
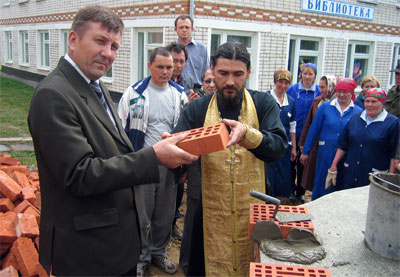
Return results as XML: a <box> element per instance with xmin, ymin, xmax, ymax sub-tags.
<box><xmin>177</xmin><ymin>37</ymin><xmax>195</xmax><ymax>46</ymax></box>
<box><xmin>330</xmin><ymin>99</ymin><xmax>354</xmax><ymax>115</ymax></box>
<box><xmin>64</xmin><ymin>53</ymin><xmax>92</xmax><ymax>84</ymax></box>
<box><xmin>360</xmin><ymin>109</ymin><xmax>388</xmax><ymax>123</ymax></box>
<box><xmin>271</xmin><ymin>89</ymin><xmax>289</xmax><ymax>107</ymax></box>
<box><xmin>298</xmin><ymin>82</ymin><xmax>316</xmax><ymax>92</ymax></box>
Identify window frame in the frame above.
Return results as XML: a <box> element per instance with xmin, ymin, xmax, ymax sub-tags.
<box><xmin>37</xmin><ymin>30</ymin><xmax>51</xmax><ymax>70</ymax></box>
<box><xmin>5</xmin><ymin>31</ymin><xmax>13</xmax><ymax>63</ymax></box>
<box><xmin>210</xmin><ymin>29</ymin><xmax>258</xmax><ymax>89</ymax></box>
<box><xmin>59</xmin><ymin>29</ymin><xmax>69</xmax><ymax>58</ymax></box>
<box><xmin>3</xmin><ymin>0</ymin><xmax>10</xmax><ymax>6</ymax></box>
<box><xmin>345</xmin><ymin>40</ymin><xmax>374</xmax><ymax>85</ymax></box>
<box><xmin>389</xmin><ymin>43</ymin><xmax>400</xmax><ymax>87</ymax></box>
<box><xmin>288</xmin><ymin>36</ymin><xmax>323</xmax><ymax>84</ymax></box>
<box><xmin>19</xmin><ymin>30</ymin><xmax>30</xmax><ymax>66</ymax></box>
<box><xmin>133</xmin><ymin>28</ymin><xmax>164</xmax><ymax>82</ymax></box>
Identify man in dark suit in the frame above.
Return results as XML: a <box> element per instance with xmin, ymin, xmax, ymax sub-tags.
<box><xmin>28</xmin><ymin>5</ymin><xmax>197</xmax><ymax>276</ymax></box>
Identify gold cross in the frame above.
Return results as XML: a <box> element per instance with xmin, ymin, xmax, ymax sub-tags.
<box><xmin>225</xmin><ymin>147</ymin><xmax>241</xmax><ymax>179</ymax></box>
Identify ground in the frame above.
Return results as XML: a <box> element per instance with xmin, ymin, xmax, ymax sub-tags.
<box><xmin>147</xmin><ymin>187</ymin><xmax>311</xmax><ymax>276</ymax></box>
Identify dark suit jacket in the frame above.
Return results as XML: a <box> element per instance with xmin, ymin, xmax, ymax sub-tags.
<box><xmin>28</xmin><ymin>57</ymin><xmax>159</xmax><ymax>276</ymax></box>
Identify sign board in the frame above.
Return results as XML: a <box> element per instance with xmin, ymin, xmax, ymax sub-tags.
<box><xmin>301</xmin><ymin>0</ymin><xmax>375</xmax><ymax>21</ymax></box>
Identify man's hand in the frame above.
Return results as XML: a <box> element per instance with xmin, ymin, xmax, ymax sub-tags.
<box><xmin>223</xmin><ymin>119</ymin><xmax>246</xmax><ymax>148</ymax></box>
<box><xmin>188</xmin><ymin>89</ymin><xmax>200</xmax><ymax>102</ymax></box>
<box><xmin>154</xmin><ymin>133</ymin><xmax>198</xmax><ymax>168</ymax></box>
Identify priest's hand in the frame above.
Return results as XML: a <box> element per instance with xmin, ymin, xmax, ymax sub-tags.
<box><xmin>223</xmin><ymin>119</ymin><xmax>246</xmax><ymax>147</ymax></box>
<box><xmin>154</xmin><ymin>132</ymin><xmax>199</xmax><ymax>168</ymax></box>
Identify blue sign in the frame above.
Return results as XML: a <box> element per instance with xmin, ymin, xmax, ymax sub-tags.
<box><xmin>301</xmin><ymin>0</ymin><xmax>374</xmax><ymax>21</ymax></box>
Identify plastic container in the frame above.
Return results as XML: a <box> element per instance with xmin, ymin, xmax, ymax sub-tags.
<box><xmin>365</xmin><ymin>172</ymin><xmax>400</xmax><ymax>260</ymax></box>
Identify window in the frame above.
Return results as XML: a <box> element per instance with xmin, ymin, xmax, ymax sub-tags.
<box><xmin>101</xmin><ymin>67</ymin><xmax>113</xmax><ymax>83</ymax></box>
<box><xmin>288</xmin><ymin>36</ymin><xmax>322</xmax><ymax>83</ymax></box>
<box><xmin>211</xmin><ymin>30</ymin><xmax>257</xmax><ymax>88</ymax></box>
<box><xmin>19</xmin><ymin>31</ymin><xmax>29</xmax><ymax>65</ymax></box>
<box><xmin>18</xmin><ymin>0</ymin><xmax>28</xmax><ymax>3</ymax></box>
<box><xmin>345</xmin><ymin>41</ymin><xmax>374</xmax><ymax>84</ymax></box>
<box><xmin>60</xmin><ymin>30</ymin><xmax>69</xmax><ymax>57</ymax></box>
<box><xmin>38</xmin><ymin>31</ymin><xmax>50</xmax><ymax>69</ymax></box>
<box><xmin>390</xmin><ymin>44</ymin><xmax>400</xmax><ymax>86</ymax></box>
<box><xmin>3</xmin><ymin>0</ymin><xmax>10</xmax><ymax>6</ymax></box>
<box><xmin>5</xmin><ymin>31</ymin><xmax>12</xmax><ymax>62</ymax></box>
<box><xmin>135</xmin><ymin>29</ymin><xmax>163</xmax><ymax>81</ymax></box>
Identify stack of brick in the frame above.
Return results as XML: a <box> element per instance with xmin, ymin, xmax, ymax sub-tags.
<box><xmin>0</xmin><ymin>153</ymin><xmax>48</xmax><ymax>276</ymax></box>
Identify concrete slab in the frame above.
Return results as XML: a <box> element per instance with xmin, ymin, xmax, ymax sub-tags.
<box><xmin>9</xmin><ymin>144</ymin><xmax>34</xmax><ymax>151</ymax></box>
<box><xmin>0</xmin><ymin>144</ymin><xmax>11</xmax><ymax>152</ymax></box>
<box><xmin>259</xmin><ymin>186</ymin><xmax>400</xmax><ymax>276</ymax></box>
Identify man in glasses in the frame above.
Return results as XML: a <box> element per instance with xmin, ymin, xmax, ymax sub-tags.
<box><xmin>202</xmin><ymin>69</ymin><xmax>216</xmax><ymax>95</ymax></box>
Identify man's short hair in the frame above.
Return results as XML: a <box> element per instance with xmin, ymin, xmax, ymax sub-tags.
<box><xmin>174</xmin><ymin>15</ymin><xmax>194</xmax><ymax>27</ymax></box>
<box><xmin>165</xmin><ymin>42</ymin><xmax>188</xmax><ymax>61</ymax></box>
<box><xmin>211</xmin><ymin>42</ymin><xmax>250</xmax><ymax>71</ymax></box>
<box><xmin>149</xmin><ymin>47</ymin><xmax>172</xmax><ymax>64</ymax></box>
<box><xmin>71</xmin><ymin>5</ymin><xmax>124</xmax><ymax>37</ymax></box>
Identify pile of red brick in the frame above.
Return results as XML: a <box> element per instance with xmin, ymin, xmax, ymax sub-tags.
<box><xmin>0</xmin><ymin>154</ymin><xmax>48</xmax><ymax>276</ymax></box>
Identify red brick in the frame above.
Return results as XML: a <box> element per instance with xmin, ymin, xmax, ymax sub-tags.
<box><xmin>250</xmin><ymin>262</ymin><xmax>331</xmax><ymax>277</ymax></box>
<box><xmin>168</xmin><ymin>123</ymin><xmax>229</xmax><ymax>155</ymax></box>
<box><xmin>0</xmin><ymin>212</ymin><xmax>17</xmax><ymax>244</ymax></box>
<box><xmin>0</xmin><ymin>265</ymin><xmax>19</xmax><ymax>277</ymax></box>
<box><xmin>33</xmin><ymin>190</ymin><xmax>41</xmax><ymax>211</ymax></box>
<box><xmin>0</xmin><ymin>154</ymin><xmax>19</xmax><ymax>165</ymax></box>
<box><xmin>249</xmin><ymin>204</ymin><xmax>314</xmax><ymax>239</ymax></box>
<box><xmin>0</xmin><ymin>165</ymin><xmax>31</xmax><ymax>176</ymax></box>
<box><xmin>0</xmin><ymin>198</ymin><xmax>15</xmax><ymax>212</ymax></box>
<box><xmin>21</xmin><ymin>187</ymin><xmax>37</xmax><ymax>204</ymax></box>
<box><xmin>1</xmin><ymin>251</ymin><xmax>18</xmax><ymax>272</ymax></box>
<box><xmin>16</xmin><ymin>213</ymin><xmax>39</xmax><ymax>238</ymax></box>
<box><xmin>28</xmin><ymin>171</ymin><xmax>39</xmax><ymax>182</ymax></box>
<box><xmin>11</xmin><ymin>237</ymin><xmax>39</xmax><ymax>276</ymax></box>
<box><xmin>0</xmin><ymin>170</ymin><xmax>22</xmax><ymax>202</ymax></box>
<box><xmin>13</xmin><ymin>200</ymin><xmax>32</xmax><ymax>214</ymax></box>
<box><xmin>24</xmin><ymin>206</ymin><xmax>41</xmax><ymax>225</ymax></box>
<box><xmin>11</xmin><ymin>171</ymin><xmax>31</xmax><ymax>188</ymax></box>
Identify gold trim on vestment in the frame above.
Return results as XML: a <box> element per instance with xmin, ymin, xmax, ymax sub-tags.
<box><xmin>201</xmin><ymin>89</ymin><xmax>265</xmax><ymax>276</ymax></box>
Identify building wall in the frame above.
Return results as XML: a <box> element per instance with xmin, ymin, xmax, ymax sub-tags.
<box><xmin>1</xmin><ymin>0</ymin><xmax>399</xmax><ymax>93</ymax></box>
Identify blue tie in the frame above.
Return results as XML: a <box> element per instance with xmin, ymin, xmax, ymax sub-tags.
<box><xmin>90</xmin><ymin>81</ymin><xmax>107</xmax><ymax>111</ymax></box>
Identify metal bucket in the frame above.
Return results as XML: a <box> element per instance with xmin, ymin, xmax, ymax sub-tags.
<box><xmin>365</xmin><ymin>172</ymin><xmax>400</xmax><ymax>260</ymax></box>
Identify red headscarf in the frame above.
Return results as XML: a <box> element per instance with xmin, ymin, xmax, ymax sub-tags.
<box><xmin>335</xmin><ymin>78</ymin><xmax>358</xmax><ymax>101</ymax></box>
<box><xmin>365</xmin><ymin>88</ymin><xmax>387</xmax><ymax>103</ymax></box>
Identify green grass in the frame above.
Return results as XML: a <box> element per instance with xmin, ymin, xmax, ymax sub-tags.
<box><xmin>9</xmin><ymin>150</ymin><xmax>37</xmax><ymax>169</ymax></box>
<box><xmin>0</xmin><ymin>76</ymin><xmax>36</xmax><ymax>168</ymax></box>
<box><xmin>0</xmin><ymin>76</ymin><xmax>34</xmax><ymax>138</ymax></box>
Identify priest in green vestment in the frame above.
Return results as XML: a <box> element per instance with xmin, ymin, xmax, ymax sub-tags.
<box><xmin>172</xmin><ymin>42</ymin><xmax>288</xmax><ymax>276</ymax></box>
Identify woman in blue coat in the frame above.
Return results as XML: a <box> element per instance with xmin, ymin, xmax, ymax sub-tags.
<box><xmin>267</xmin><ymin>69</ymin><xmax>296</xmax><ymax>198</ymax></box>
<box><xmin>328</xmin><ymin>88</ymin><xmax>399</xmax><ymax>189</ymax></box>
<box><xmin>286</xmin><ymin>63</ymin><xmax>321</xmax><ymax>202</ymax></box>
<box><xmin>300</xmin><ymin>78</ymin><xmax>361</xmax><ymax>200</ymax></box>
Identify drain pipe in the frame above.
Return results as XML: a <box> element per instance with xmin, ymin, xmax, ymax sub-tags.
<box><xmin>189</xmin><ymin>0</ymin><xmax>194</xmax><ymax>18</ymax></box>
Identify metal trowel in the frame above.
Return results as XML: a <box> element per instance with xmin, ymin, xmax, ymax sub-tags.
<box><xmin>249</xmin><ymin>190</ymin><xmax>313</xmax><ymax>223</ymax></box>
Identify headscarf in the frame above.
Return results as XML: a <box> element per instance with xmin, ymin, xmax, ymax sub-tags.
<box><xmin>274</xmin><ymin>69</ymin><xmax>292</xmax><ymax>84</ymax></box>
<box><xmin>300</xmin><ymin>63</ymin><xmax>317</xmax><ymax>75</ymax></box>
<box><xmin>321</xmin><ymin>75</ymin><xmax>337</xmax><ymax>99</ymax></box>
<box><xmin>365</xmin><ymin>88</ymin><xmax>387</xmax><ymax>103</ymax></box>
<box><xmin>335</xmin><ymin>78</ymin><xmax>357</xmax><ymax>101</ymax></box>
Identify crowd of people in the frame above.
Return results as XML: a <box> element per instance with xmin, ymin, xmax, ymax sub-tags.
<box><xmin>27</xmin><ymin>5</ymin><xmax>399</xmax><ymax>277</ymax></box>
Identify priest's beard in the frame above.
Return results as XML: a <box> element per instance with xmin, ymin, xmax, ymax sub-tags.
<box><xmin>216</xmin><ymin>86</ymin><xmax>244</xmax><ymax>111</ymax></box>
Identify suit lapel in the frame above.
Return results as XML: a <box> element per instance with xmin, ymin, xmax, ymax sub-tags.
<box><xmin>58</xmin><ymin>58</ymin><xmax>132</xmax><ymax>150</ymax></box>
